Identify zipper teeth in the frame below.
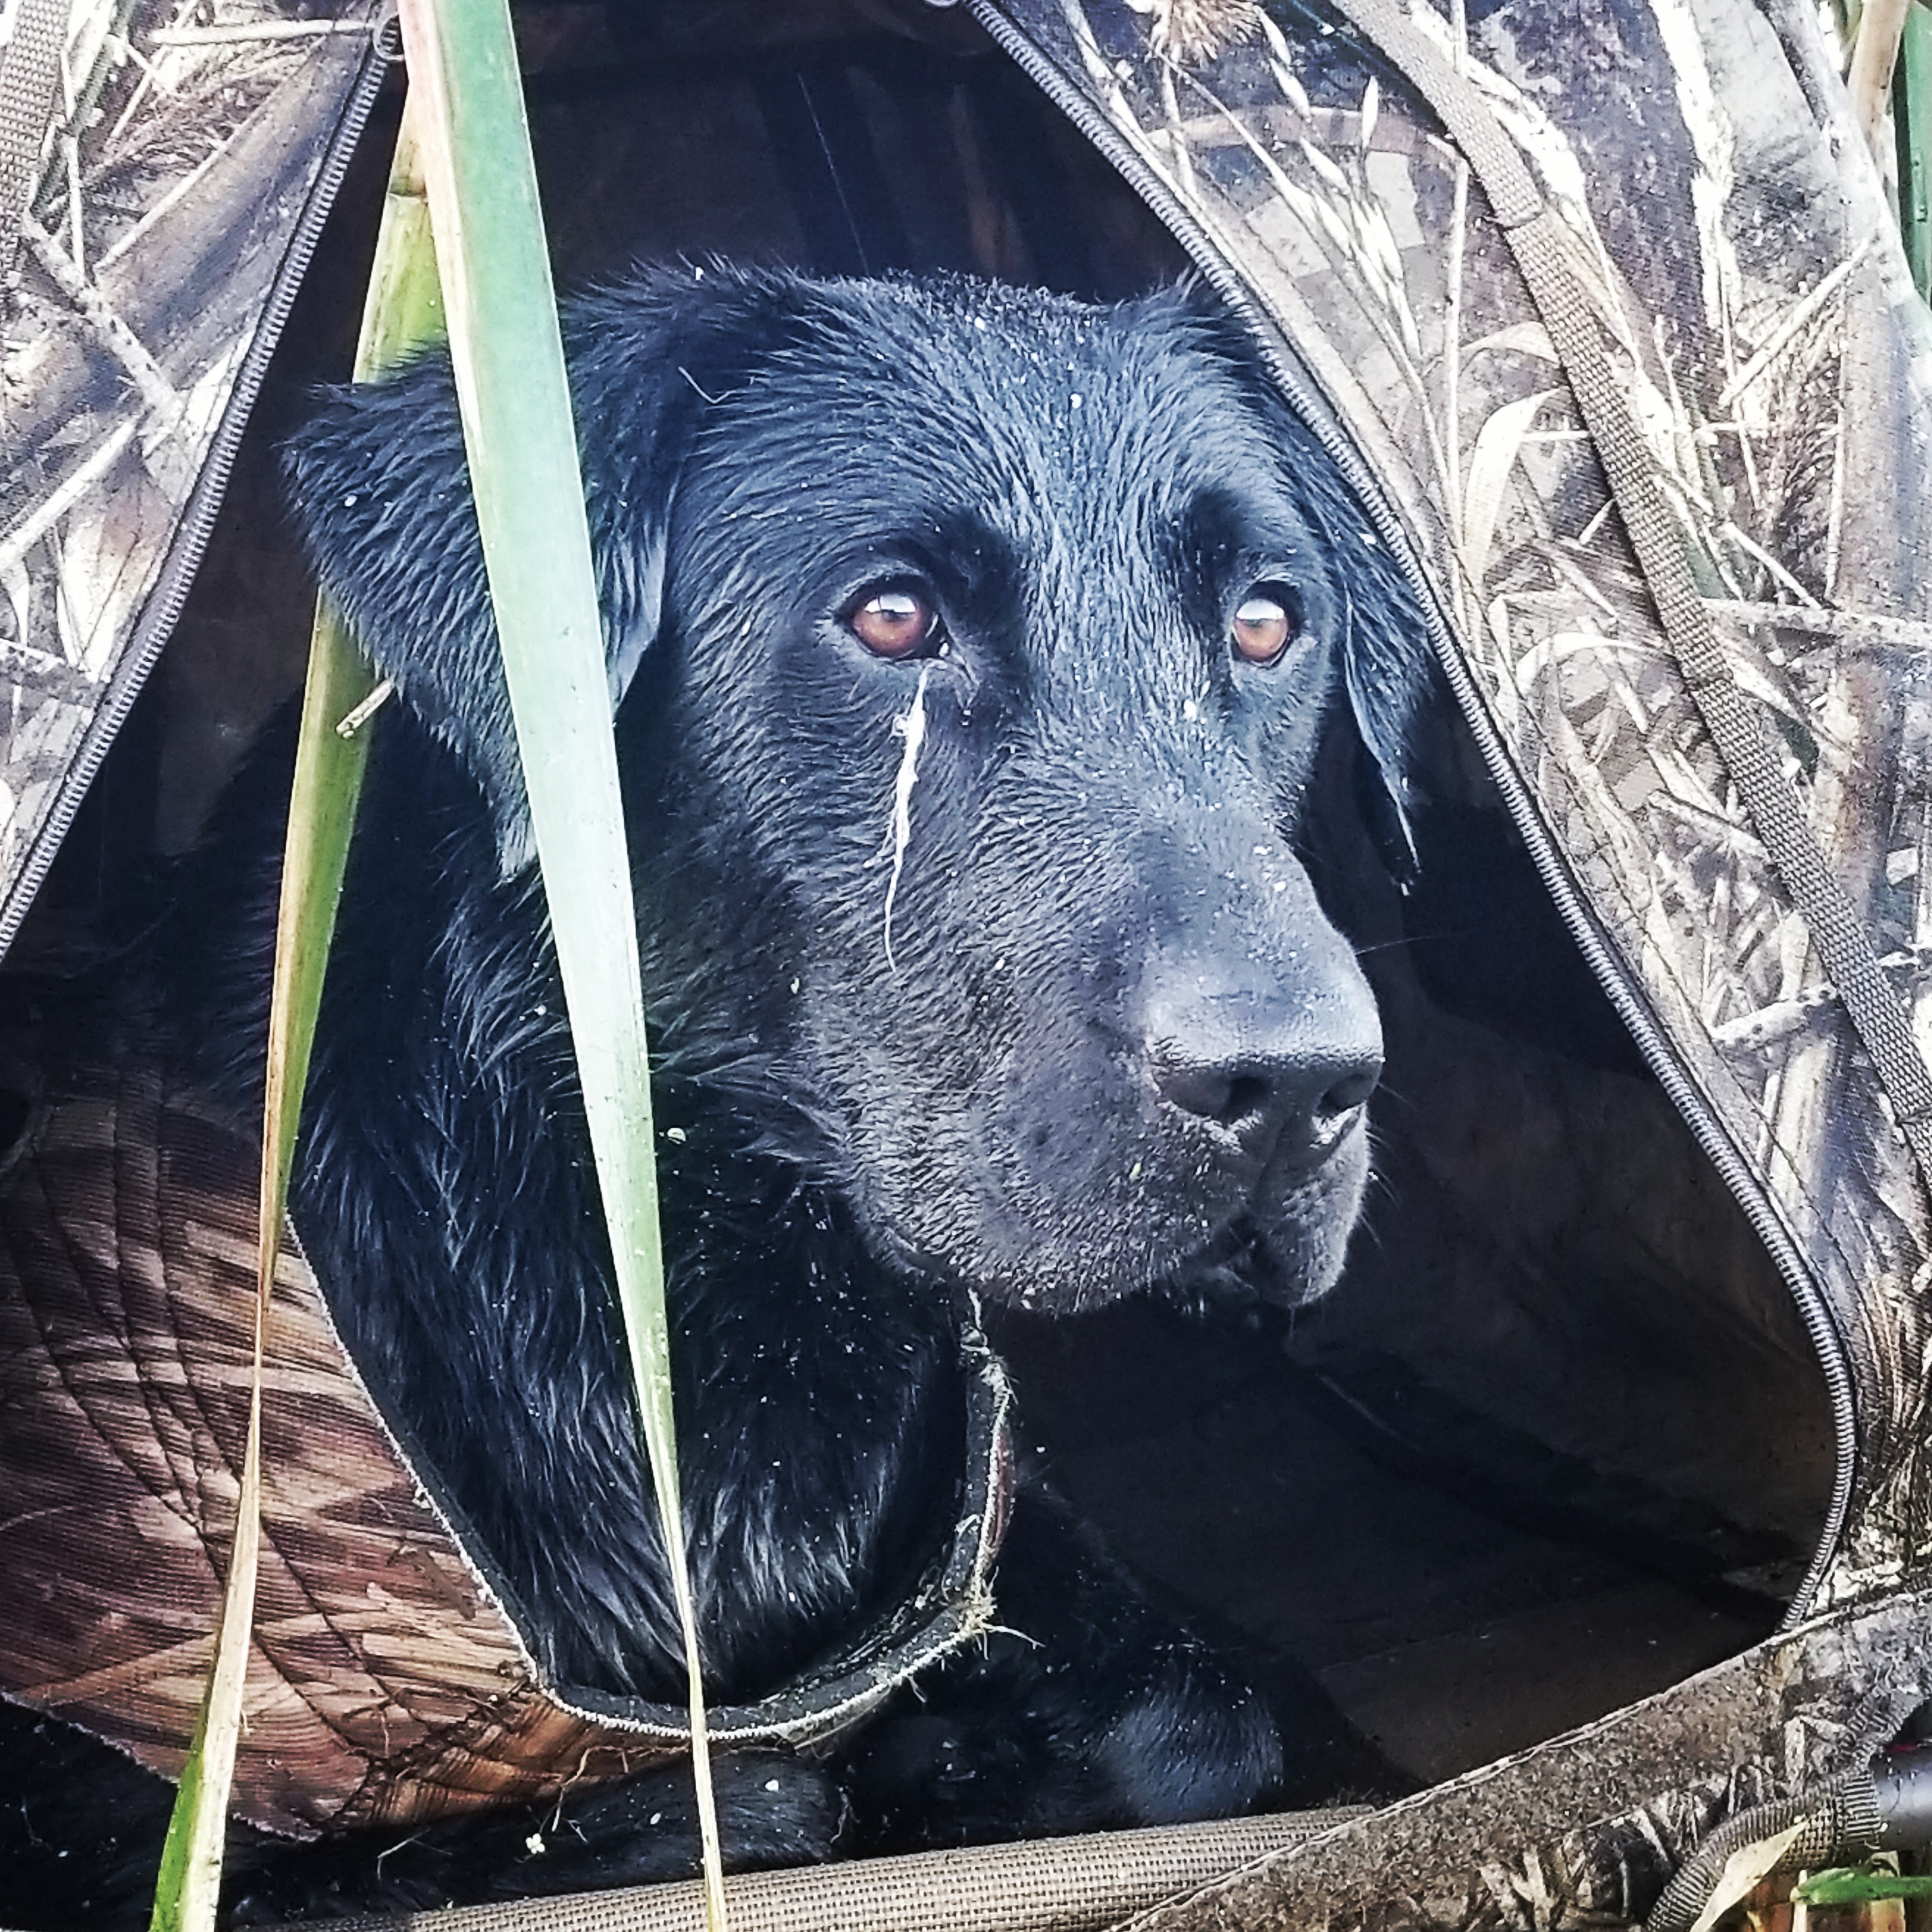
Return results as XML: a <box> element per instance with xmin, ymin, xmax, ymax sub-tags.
<box><xmin>965</xmin><ymin>0</ymin><xmax>1856</xmax><ymax>1624</ymax></box>
<box><xmin>0</xmin><ymin>28</ymin><xmax>391</xmax><ymax>964</ymax></box>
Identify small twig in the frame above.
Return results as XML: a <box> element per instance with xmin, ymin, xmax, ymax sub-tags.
<box><xmin>148</xmin><ymin>18</ymin><xmax>371</xmax><ymax>42</ymax></box>
<box><xmin>1570</xmin><ymin>494</ymin><xmax>1616</xmax><ymax>550</ymax></box>
<box><xmin>334</xmin><ymin>678</ymin><xmax>395</xmax><ymax>738</ymax></box>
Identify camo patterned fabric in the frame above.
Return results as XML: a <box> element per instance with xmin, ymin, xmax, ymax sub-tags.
<box><xmin>5</xmin><ymin>0</ymin><xmax>1932</xmax><ymax>1910</ymax></box>
<box><xmin>987</xmin><ymin>0</ymin><xmax>1932</xmax><ymax>1608</ymax></box>
<box><xmin>0</xmin><ymin>0</ymin><xmax>380</xmax><ymax>957</ymax></box>
<box><xmin>0</xmin><ymin>1027</ymin><xmax>1008</xmax><ymax>1836</ymax></box>
<box><xmin>975</xmin><ymin>0</ymin><xmax>1932</xmax><ymax>1923</ymax></box>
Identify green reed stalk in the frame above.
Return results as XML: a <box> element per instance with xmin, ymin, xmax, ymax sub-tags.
<box><xmin>148</xmin><ymin>101</ymin><xmax>444</xmax><ymax>1932</ymax></box>
<box><xmin>386</xmin><ymin>0</ymin><xmax>725</xmax><ymax>1923</ymax></box>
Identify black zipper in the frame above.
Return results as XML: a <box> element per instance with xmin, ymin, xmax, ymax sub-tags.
<box><xmin>963</xmin><ymin>0</ymin><xmax>1858</xmax><ymax>1626</ymax></box>
<box><xmin>0</xmin><ymin>17</ymin><xmax>396</xmax><ymax>963</ymax></box>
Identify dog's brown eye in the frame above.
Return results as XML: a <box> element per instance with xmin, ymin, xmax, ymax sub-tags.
<box><xmin>847</xmin><ymin>587</ymin><xmax>938</xmax><ymax>659</ymax></box>
<box><xmin>1230</xmin><ymin>589</ymin><xmax>1299</xmax><ymax>666</ymax></box>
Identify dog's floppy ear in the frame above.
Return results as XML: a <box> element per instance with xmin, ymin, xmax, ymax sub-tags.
<box><xmin>1334</xmin><ymin>528</ymin><xmax>1441</xmax><ymax>888</ymax></box>
<box><xmin>283</xmin><ymin>263</ymin><xmax>811</xmax><ymax>873</ymax></box>
<box><xmin>1272</xmin><ymin>407</ymin><xmax>1440</xmax><ymax>887</ymax></box>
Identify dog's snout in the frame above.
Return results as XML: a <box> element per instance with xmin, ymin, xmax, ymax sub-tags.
<box><xmin>1147</xmin><ymin>986</ymin><xmax>1382</xmax><ymax>1170</ymax></box>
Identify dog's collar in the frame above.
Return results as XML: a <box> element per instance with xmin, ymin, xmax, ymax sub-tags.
<box><xmin>0</xmin><ymin>1027</ymin><xmax>1010</xmax><ymax>1838</ymax></box>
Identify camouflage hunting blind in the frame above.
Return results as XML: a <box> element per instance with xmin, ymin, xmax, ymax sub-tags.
<box><xmin>3</xmin><ymin>0</ymin><xmax>1932</xmax><ymax>1926</ymax></box>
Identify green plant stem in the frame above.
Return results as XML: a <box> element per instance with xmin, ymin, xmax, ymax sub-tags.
<box><xmin>146</xmin><ymin>101</ymin><xmax>442</xmax><ymax>1932</ymax></box>
<box><xmin>386</xmin><ymin>3</ymin><xmax>724</xmax><ymax>1924</ymax></box>
<box><xmin>1796</xmin><ymin>1866</ymin><xmax>1932</xmax><ymax>1906</ymax></box>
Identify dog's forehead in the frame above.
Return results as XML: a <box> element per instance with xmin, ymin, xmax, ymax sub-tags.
<box><xmin>727</xmin><ymin>282</ymin><xmax>1308</xmax><ymax>533</ymax></box>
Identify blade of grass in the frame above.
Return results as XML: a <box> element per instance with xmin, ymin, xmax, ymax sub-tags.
<box><xmin>1796</xmin><ymin>1867</ymin><xmax>1932</xmax><ymax>1906</ymax></box>
<box><xmin>263</xmin><ymin>98</ymin><xmax>442</xmax><ymax>1277</ymax></box>
<box><xmin>147</xmin><ymin>101</ymin><xmax>443</xmax><ymax>1932</ymax></box>
<box><xmin>1896</xmin><ymin>1</ymin><xmax>1932</xmax><ymax>300</ymax></box>
<box><xmin>387</xmin><ymin>5</ymin><xmax>725</xmax><ymax>1926</ymax></box>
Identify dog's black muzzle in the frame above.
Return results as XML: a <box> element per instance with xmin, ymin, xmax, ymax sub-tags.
<box><xmin>1131</xmin><ymin>783</ymin><xmax>1382</xmax><ymax>1162</ymax></box>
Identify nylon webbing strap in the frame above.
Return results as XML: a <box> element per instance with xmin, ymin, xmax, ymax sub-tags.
<box><xmin>0</xmin><ymin>7</ymin><xmax>396</xmax><ymax>287</ymax></box>
<box><xmin>0</xmin><ymin>0</ymin><xmax>69</xmax><ymax>277</ymax></box>
<box><xmin>309</xmin><ymin>1807</ymin><xmax>1365</xmax><ymax>1932</ymax></box>
<box><xmin>1324</xmin><ymin>0</ymin><xmax>1932</xmax><ymax>1195</ymax></box>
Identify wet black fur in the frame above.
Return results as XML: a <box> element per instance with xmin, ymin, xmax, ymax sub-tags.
<box><xmin>1</xmin><ymin>265</ymin><xmax>1433</xmax><ymax>1922</ymax></box>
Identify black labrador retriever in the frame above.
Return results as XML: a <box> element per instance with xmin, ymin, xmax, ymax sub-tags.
<box><xmin>4</xmin><ymin>263</ymin><xmax>1432</xmax><ymax>1921</ymax></box>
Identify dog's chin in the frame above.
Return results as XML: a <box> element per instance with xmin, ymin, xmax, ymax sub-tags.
<box><xmin>873</xmin><ymin>1123</ymin><xmax>1373</xmax><ymax>1321</ymax></box>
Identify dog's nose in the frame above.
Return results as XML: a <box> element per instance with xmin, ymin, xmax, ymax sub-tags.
<box><xmin>1146</xmin><ymin>985</ymin><xmax>1382</xmax><ymax>1170</ymax></box>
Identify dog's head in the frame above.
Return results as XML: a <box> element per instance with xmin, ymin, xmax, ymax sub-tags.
<box><xmin>287</xmin><ymin>264</ymin><xmax>1435</xmax><ymax>1316</ymax></box>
